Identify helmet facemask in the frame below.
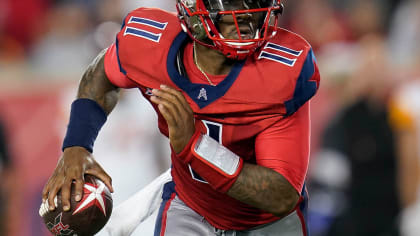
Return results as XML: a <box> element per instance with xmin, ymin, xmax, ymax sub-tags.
<box><xmin>177</xmin><ymin>0</ymin><xmax>283</xmax><ymax>60</ymax></box>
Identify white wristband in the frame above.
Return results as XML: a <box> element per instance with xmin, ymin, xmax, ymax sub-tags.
<box><xmin>193</xmin><ymin>134</ymin><xmax>240</xmax><ymax>175</ymax></box>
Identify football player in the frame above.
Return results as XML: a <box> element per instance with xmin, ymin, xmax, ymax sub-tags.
<box><xmin>42</xmin><ymin>0</ymin><xmax>320</xmax><ymax>235</ymax></box>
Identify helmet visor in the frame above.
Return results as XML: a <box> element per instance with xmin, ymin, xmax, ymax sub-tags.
<box><xmin>203</xmin><ymin>0</ymin><xmax>274</xmax><ymax>11</ymax></box>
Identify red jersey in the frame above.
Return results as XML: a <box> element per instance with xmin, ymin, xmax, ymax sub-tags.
<box><xmin>104</xmin><ymin>8</ymin><xmax>320</xmax><ymax>230</ymax></box>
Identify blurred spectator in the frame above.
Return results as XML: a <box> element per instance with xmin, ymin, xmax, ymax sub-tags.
<box><xmin>0</xmin><ymin>0</ymin><xmax>50</xmax><ymax>50</ymax></box>
<box><xmin>345</xmin><ymin>0</ymin><xmax>387</xmax><ymax>39</ymax></box>
<box><xmin>28</xmin><ymin>1</ymin><xmax>97</xmax><ymax>78</ymax></box>
<box><xmin>388</xmin><ymin>0</ymin><xmax>420</xmax><ymax>72</ymax></box>
<box><xmin>284</xmin><ymin>0</ymin><xmax>352</xmax><ymax>50</ymax></box>
<box><xmin>0</xmin><ymin>117</ymin><xmax>13</xmax><ymax>235</ymax></box>
<box><xmin>389</xmin><ymin>79</ymin><xmax>420</xmax><ymax>236</ymax></box>
<box><xmin>309</xmin><ymin>36</ymin><xmax>402</xmax><ymax>236</ymax></box>
<box><xmin>328</xmin><ymin>0</ymin><xmax>401</xmax><ymax>21</ymax></box>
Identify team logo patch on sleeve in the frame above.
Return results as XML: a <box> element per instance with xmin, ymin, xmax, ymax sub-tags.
<box><xmin>258</xmin><ymin>43</ymin><xmax>303</xmax><ymax>67</ymax></box>
<box><xmin>123</xmin><ymin>16</ymin><xmax>168</xmax><ymax>42</ymax></box>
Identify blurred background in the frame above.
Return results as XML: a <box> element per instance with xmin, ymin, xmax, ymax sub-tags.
<box><xmin>0</xmin><ymin>0</ymin><xmax>419</xmax><ymax>235</ymax></box>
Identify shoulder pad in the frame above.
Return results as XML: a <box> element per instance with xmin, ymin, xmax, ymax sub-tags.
<box><xmin>255</xmin><ymin>29</ymin><xmax>320</xmax><ymax>116</ymax></box>
<box><xmin>114</xmin><ymin>8</ymin><xmax>182</xmax><ymax>87</ymax></box>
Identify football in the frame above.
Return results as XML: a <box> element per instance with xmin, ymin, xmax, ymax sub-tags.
<box><xmin>39</xmin><ymin>175</ymin><xmax>113</xmax><ymax>236</ymax></box>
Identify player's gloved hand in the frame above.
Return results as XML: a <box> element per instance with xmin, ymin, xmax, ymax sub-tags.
<box><xmin>42</xmin><ymin>146</ymin><xmax>114</xmax><ymax>212</ymax></box>
<box><xmin>150</xmin><ymin>84</ymin><xmax>196</xmax><ymax>153</ymax></box>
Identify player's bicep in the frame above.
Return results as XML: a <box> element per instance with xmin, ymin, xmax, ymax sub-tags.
<box><xmin>103</xmin><ymin>43</ymin><xmax>138</xmax><ymax>88</ymax></box>
<box><xmin>255</xmin><ymin>102</ymin><xmax>310</xmax><ymax>193</ymax></box>
<box><xmin>77</xmin><ymin>49</ymin><xmax>120</xmax><ymax>114</ymax></box>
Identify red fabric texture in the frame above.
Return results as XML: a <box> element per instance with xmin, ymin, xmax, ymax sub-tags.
<box><xmin>255</xmin><ymin>102</ymin><xmax>311</xmax><ymax>193</ymax></box>
<box><xmin>104</xmin><ymin>44</ymin><xmax>138</xmax><ymax>88</ymax></box>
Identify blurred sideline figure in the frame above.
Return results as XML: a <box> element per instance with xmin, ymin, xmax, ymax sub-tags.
<box><xmin>387</xmin><ymin>1</ymin><xmax>420</xmax><ymax>235</ymax></box>
<box><xmin>389</xmin><ymin>80</ymin><xmax>420</xmax><ymax>236</ymax></box>
<box><xmin>0</xmin><ymin>117</ymin><xmax>12</xmax><ymax>235</ymax></box>
<box><xmin>388</xmin><ymin>0</ymin><xmax>420</xmax><ymax>70</ymax></box>
<box><xmin>309</xmin><ymin>35</ymin><xmax>402</xmax><ymax>236</ymax></box>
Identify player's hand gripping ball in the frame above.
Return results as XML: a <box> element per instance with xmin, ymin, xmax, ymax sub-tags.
<box><xmin>39</xmin><ymin>175</ymin><xmax>113</xmax><ymax>236</ymax></box>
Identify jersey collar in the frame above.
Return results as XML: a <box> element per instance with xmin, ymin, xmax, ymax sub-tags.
<box><xmin>167</xmin><ymin>32</ymin><xmax>245</xmax><ymax>109</ymax></box>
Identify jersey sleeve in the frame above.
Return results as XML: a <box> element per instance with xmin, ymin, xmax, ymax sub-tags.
<box><xmin>109</xmin><ymin>8</ymin><xmax>182</xmax><ymax>89</ymax></box>
<box><xmin>255</xmin><ymin>102</ymin><xmax>310</xmax><ymax>193</ymax></box>
<box><xmin>284</xmin><ymin>49</ymin><xmax>320</xmax><ymax>116</ymax></box>
<box><xmin>104</xmin><ymin>43</ymin><xmax>138</xmax><ymax>88</ymax></box>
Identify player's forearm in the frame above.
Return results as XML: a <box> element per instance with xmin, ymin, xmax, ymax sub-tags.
<box><xmin>61</xmin><ymin>50</ymin><xmax>120</xmax><ymax>153</ymax></box>
<box><xmin>77</xmin><ymin>49</ymin><xmax>120</xmax><ymax>114</ymax></box>
<box><xmin>227</xmin><ymin>163</ymin><xmax>299</xmax><ymax>217</ymax></box>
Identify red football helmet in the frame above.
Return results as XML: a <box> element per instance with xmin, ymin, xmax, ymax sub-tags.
<box><xmin>177</xmin><ymin>0</ymin><xmax>284</xmax><ymax>60</ymax></box>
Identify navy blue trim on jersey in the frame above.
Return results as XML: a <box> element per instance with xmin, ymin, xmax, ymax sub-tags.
<box><xmin>284</xmin><ymin>49</ymin><xmax>318</xmax><ymax>116</ymax></box>
<box><xmin>300</xmin><ymin>183</ymin><xmax>310</xmax><ymax>236</ymax></box>
<box><xmin>154</xmin><ymin>181</ymin><xmax>176</xmax><ymax>236</ymax></box>
<box><xmin>124</xmin><ymin>27</ymin><xmax>161</xmax><ymax>42</ymax></box>
<box><xmin>265</xmin><ymin>43</ymin><xmax>302</xmax><ymax>56</ymax></box>
<box><xmin>115</xmin><ymin>38</ymin><xmax>127</xmax><ymax>75</ymax></box>
<box><xmin>167</xmin><ymin>32</ymin><xmax>246</xmax><ymax>109</ymax></box>
<box><xmin>62</xmin><ymin>99</ymin><xmax>107</xmax><ymax>153</ymax></box>
<box><xmin>129</xmin><ymin>16</ymin><xmax>167</xmax><ymax>29</ymax></box>
<box><xmin>259</xmin><ymin>51</ymin><xmax>296</xmax><ymax>66</ymax></box>
<box><xmin>120</xmin><ymin>14</ymin><xmax>128</xmax><ymax>30</ymax></box>
<box><xmin>115</xmin><ymin>15</ymin><xmax>128</xmax><ymax>75</ymax></box>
